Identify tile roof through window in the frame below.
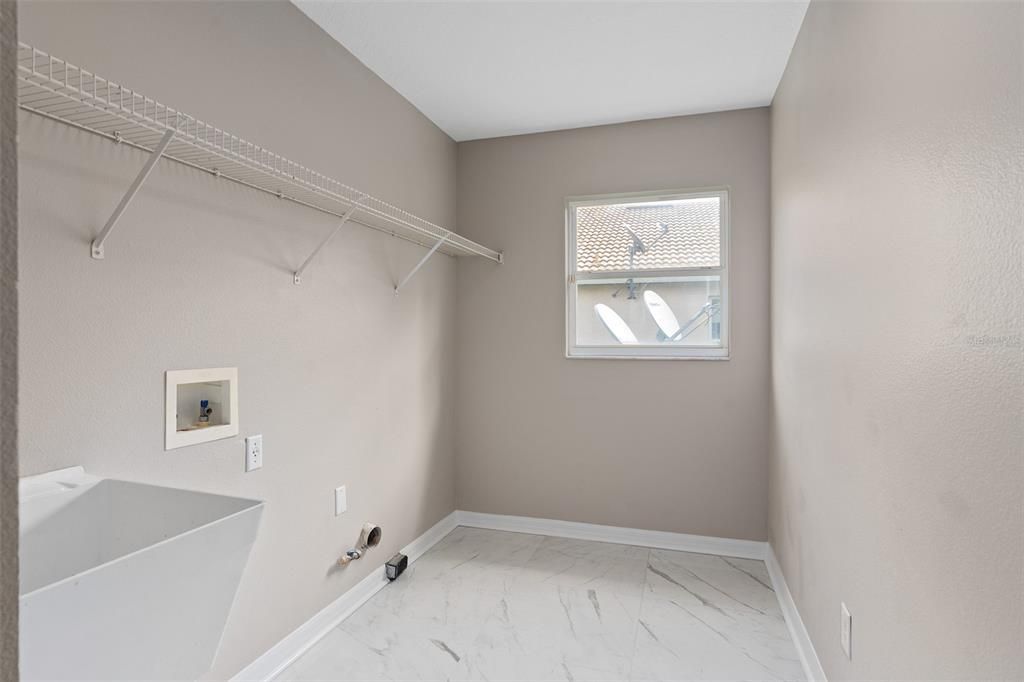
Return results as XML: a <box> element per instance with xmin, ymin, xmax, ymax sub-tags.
<box><xmin>575</xmin><ymin>197</ymin><xmax>721</xmax><ymax>273</ymax></box>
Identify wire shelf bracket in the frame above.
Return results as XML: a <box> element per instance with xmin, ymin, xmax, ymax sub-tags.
<box><xmin>16</xmin><ymin>42</ymin><xmax>503</xmax><ymax>273</ymax></box>
<box><xmin>394</xmin><ymin>233</ymin><xmax>448</xmax><ymax>295</ymax></box>
<box><xmin>91</xmin><ymin>128</ymin><xmax>175</xmax><ymax>259</ymax></box>
<box><xmin>293</xmin><ymin>195</ymin><xmax>367</xmax><ymax>285</ymax></box>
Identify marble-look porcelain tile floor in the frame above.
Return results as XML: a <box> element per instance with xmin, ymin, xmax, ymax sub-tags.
<box><xmin>276</xmin><ymin>527</ymin><xmax>805</xmax><ymax>681</ymax></box>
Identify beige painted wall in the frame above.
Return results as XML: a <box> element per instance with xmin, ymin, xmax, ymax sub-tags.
<box><xmin>1</xmin><ymin>0</ymin><xmax>19</xmax><ymax>678</ymax></box>
<box><xmin>455</xmin><ymin>109</ymin><xmax>771</xmax><ymax>541</ymax></box>
<box><xmin>17</xmin><ymin>2</ymin><xmax>458</xmax><ymax>677</ymax></box>
<box><xmin>770</xmin><ymin>1</ymin><xmax>1024</xmax><ymax>678</ymax></box>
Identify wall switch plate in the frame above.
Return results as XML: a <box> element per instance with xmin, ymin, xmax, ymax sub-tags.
<box><xmin>840</xmin><ymin>602</ymin><xmax>852</xmax><ymax>659</ymax></box>
<box><xmin>245</xmin><ymin>435</ymin><xmax>263</xmax><ymax>472</ymax></box>
<box><xmin>334</xmin><ymin>485</ymin><xmax>347</xmax><ymax>515</ymax></box>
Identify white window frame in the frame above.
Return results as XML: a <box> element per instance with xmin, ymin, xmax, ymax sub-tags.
<box><xmin>565</xmin><ymin>188</ymin><xmax>730</xmax><ymax>360</ymax></box>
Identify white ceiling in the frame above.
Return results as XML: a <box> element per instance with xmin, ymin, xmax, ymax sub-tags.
<box><xmin>294</xmin><ymin>1</ymin><xmax>809</xmax><ymax>142</ymax></box>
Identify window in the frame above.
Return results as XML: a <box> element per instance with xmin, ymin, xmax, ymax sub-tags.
<box><xmin>566</xmin><ymin>189</ymin><xmax>729</xmax><ymax>359</ymax></box>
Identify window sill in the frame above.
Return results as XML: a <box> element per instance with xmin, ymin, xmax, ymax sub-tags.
<box><xmin>565</xmin><ymin>353</ymin><xmax>730</xmax><ymax>361</ymax></box>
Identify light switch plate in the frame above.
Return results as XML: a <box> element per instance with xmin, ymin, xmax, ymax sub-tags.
<box><xmin>840</xmin><ymin>602</ymin><xmax>852</xmax><ymax>659</ymax></box>
<box><xmin>245</xmin><ymin>435</ymin><xmax>263</xmax><ymax>472</ymax></box>
<box><xmin>335</xmin><ymin>485</ymin><xmax>347</xmax><ymax>515</ymax></box>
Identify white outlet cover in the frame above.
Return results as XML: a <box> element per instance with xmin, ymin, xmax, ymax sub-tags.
<box><xmin>334</xmin><ymin>486</ymin><xmax>347</xmax><ymax>516</ymax></box>
<box><xmin>840</xmin><ymin>602</ymin><xmax>852</xmax><ymax>659</ymax></box>
<box><xmin>245</xmin><ymin>435</ymin><xmax>263</xmax><ymax>472</ymax></box>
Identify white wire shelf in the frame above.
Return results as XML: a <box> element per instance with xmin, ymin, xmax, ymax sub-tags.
<box><xmin>16</xmin><ymin>42</ymin><xmax>503</xmax><ymax>268</ymax></box>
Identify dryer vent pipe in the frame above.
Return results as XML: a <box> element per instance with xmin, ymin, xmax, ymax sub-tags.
<box><xmin>337</xmin><ymin>523</ymin><xmax>382</xmax><ymax>566</ymax></box>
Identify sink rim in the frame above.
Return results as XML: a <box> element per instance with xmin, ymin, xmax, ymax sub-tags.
<box><xmin>19</xmin><ymin>466</ymin><xmax>264</xmax><ymax>599</ymax></box>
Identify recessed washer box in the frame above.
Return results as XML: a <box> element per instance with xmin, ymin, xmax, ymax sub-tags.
<box><xmin>165</xmin><ymin>368</ymin><xmax>239</xmax><ymax>450</ymax></box>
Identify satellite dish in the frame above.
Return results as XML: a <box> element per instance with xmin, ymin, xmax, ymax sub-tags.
<box><xmin>624</xmin><ymin>224</ymin><xmax>646</xmax><ymax>257</ymax></box>
<box><xmin>594</xmin><ymin>304</ymin><xmax>638</xmax><ymax>344</ymax></box>
<box><xmin>619</xmin><ymin>222</ymin><xmax>670</xmax><ymax>300</ymax></box>
<box><xmin>643</xmin><ymin>290</ymin><xmax>681</xmax><ymax>340</ymax></box>
<box><xmin>623</xmin><ymin>222</ymin><xmax>670</xmax><ymax>260</ymax></box>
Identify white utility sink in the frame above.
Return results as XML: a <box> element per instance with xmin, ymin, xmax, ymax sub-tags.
<box><xmin>19</xmin><ymin>466</ymin><xmax>263</xmax><ymax>681</ymax></box>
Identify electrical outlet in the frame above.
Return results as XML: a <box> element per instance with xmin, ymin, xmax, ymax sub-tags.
<box><xmin>840</xmin><ymin>602</ymin><xmax>852</xmax><ymax>659</ymax></box>
<box><xmin>245</xmin><ymin>435</ymin><xmax>263</xmax><ymax>472</ymax></box>
<box><xmin>335</xmin><ymin>486</ymin><xmax>347</xmax><ymax>515</ymax></box>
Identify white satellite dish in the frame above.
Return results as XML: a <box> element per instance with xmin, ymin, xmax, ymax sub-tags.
<box><xmin>594</xmin><ymin>304</ymin><xmax>638</xmax><ymax>344</ymax></box>
<box><xmin>643</xmin><ymin>290</ymin><xmax>681</xmax><ymax>339</ymax></box>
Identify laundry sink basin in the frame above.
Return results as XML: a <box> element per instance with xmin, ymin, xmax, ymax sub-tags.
<box><xmin>19</xmin><ymin>466</ymin><xmax>263</xmax><ymax>681</ymax></box>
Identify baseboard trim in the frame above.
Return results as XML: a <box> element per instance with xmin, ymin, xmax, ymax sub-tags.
<box><xmin>230</xmin><ymin>511</ymin><xmax>459</xmax><ymax>682</ymax></box>
<box><xmin>765</xmin><ymin>544</ymin><xmax>828</xmax><ymax>681</ymax></box>
<box><xmin>455</xmin><ymin>510</ymin><xmax>768</xmax><ymax>560</ymax></box>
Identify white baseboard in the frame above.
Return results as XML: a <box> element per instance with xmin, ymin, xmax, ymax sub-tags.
<box><xmin>455</xmin><ymin>510</ymin><xmax>768</xmax><ymax>560</ymax></box>
<box><xmin>765</xmin><ymin>544</ymin><xmax>827</xmax><ymax>681</ymax></box>
<box><xmin>230</xmin><ymin>511</ymin><xmax>459</xmax><ymax>682</ymax></box>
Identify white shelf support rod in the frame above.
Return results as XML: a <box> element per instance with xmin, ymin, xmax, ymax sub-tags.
<box><xmin>293</xmin><ymin>196</ymin><xmax>366</xmax><ymax>285</ymax></box>
<box><xmin>91</xmin><ymin>128</ymin><xmax>175</xmax><ymax>260</ymax></box>
<box><xmin>394</xmin><ymin>233</ymin><xmax>449</xmax><ymax>295</ymax></box>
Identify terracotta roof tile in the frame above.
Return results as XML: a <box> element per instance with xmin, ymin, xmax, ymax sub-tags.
<box><xmin>576</xmin><ymin>197</ymin><xmax>720</xmax><ymax>272</ymax></box>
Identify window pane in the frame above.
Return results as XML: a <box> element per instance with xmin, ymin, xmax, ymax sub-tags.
<box><xmin>576</xmin><ymin>196</ymin><xmax>721</xmax><ymax>273</ymax></box>
<box><xmin>576</xmin><ymin>276</ymin><xmax>722</xmax><ymax>346</ymax></box>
